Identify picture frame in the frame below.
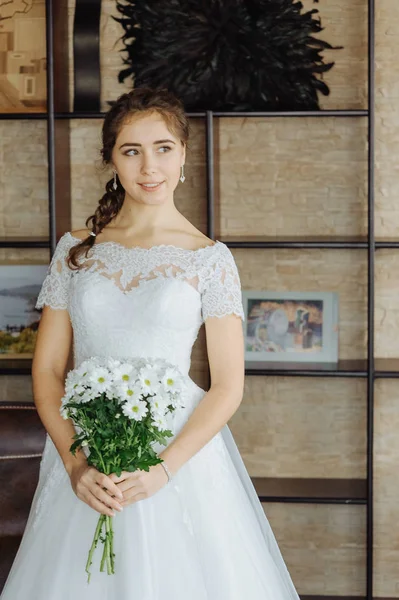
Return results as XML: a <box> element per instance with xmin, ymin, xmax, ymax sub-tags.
<box><xmin>242</xmin><ymin>290</ymin><xmax>339</xmax><ymax>366</ymax></box>
<box><xmin>0</xmin><ymin>0</ymin><xmax>47</xmax><ymax>113</ymax></box>
<box><xmin>0</xmin><ymin>265</ymin><xmax>48</xmax><ymax>359</ymax></box>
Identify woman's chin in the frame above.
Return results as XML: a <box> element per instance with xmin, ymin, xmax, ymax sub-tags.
<box><xmin>127</xmin><ymin>190</ymin><xmax>170</xmax><ymax>206</ymax></box>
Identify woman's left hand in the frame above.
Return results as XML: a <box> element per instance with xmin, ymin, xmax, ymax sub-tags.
<box><xmin>108</xmin><ymin>464</ymin><xmax>169</xmax><ymax>506</ymax></box>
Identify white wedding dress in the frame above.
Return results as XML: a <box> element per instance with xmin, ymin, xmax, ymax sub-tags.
<box><xmin>1</xmin><ymin>232</ymin><xmax>300</xmax><ymax>600</ymax></box>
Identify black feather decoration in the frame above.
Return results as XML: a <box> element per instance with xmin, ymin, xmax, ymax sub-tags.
<box><xmin>113</xmin><ymin>0</ymin><xmax>342</xmax><ymax>111</ymax></box>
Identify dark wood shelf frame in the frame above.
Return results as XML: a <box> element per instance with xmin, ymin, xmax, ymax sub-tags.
<box><xmin>0</xmin><ymin>238</ymin><xmax>51</xmax><ymax>249</ymax></box>
<box><xmin>3</xmin><ymin>236</ymin><xmax>399</xmax><ymax>251</ymax></box>
<box><xmin>0</xmin><ymin>360</ymin><xmax>32</xmax><ymax>376</ymax></box>
<box><xmin>245</xmin><ymin>360</ymin><xmax>368</xmax><ymax>378</ymax></box>
<box><xmin>374</xmin><ymin>359</ymin><xmax>399</xmax><ymax>378</ymax></box>
<box><xmin>0</xmin><ymin>113</ymin><xmax>47</xmax><ymax>120</ymax></box>
<box><xmin>0</xmin><ymin>0</ymin><xmax>377</xmax><ymax>597</ymax></box>
<box><xmin>58</xmin><ymin>109</ymin><xmax>369</xmax><ymax>119</ymax></box>
<box><xmin>0</xmin><ymin>109</ymin><xmax>370</xmax><ymax>121</ymax></box>
<box><xmin>300</xmin><ymin>597</ymin><xmax>367</xmax><ymax>600</ymax></box>
<box><xmin>4</xmin><ymin>235</ymin><xmax>399</xmax><ymax>251</ymax></box>
<box><xmin>221</xmin><ymin>236</ymin><xmax>399</xmax><ymax>250</ymax></box>
<box><xmin>300</xmin><ymin>597</ymin><xmax>397</xmax><ymax>600</ymax></box>
<box><xmin>4</xmin><ymin>358</ymin><xmax>399</xmax><ymax>379</ymax></box>
<box><xmin>222</xmin><ymin>236</ymin><xmax>369</xmax><ymax>249</ymax></box>
<box><xmin>252</xmin><ymin>478</ymin><xmax>367</xmax><ymax>505</ymax></box>
<box><xmin>375</xmin><ymin>241</ymin><xmax>399</xmax><ymax>248</ymax></box>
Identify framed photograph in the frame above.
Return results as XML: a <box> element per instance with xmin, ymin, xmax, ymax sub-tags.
<box><xmin>0</xmin><ymin>0</ymin><xmax>47</xmax><ymax>113</ymax></box>
<box><xmin>242</xmin><ymin>291</ymin><xmax>339</xmax><ymax>365</ymax></box>
<box><xmin>0</xmin><ymin>265</ymin><xmax>48</xmax><ymax>359</ymax></box>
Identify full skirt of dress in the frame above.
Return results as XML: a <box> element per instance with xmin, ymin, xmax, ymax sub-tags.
<box><xmin>1</xmin><ymin>379</ymin><xmax>299</xmax><ymax>600</ymax></box>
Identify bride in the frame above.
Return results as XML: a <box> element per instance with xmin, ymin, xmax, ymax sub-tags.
<box><xmin>1</xmin><ymin>87</ymin><xmax>300</xmax><ymax>599</ymax></box>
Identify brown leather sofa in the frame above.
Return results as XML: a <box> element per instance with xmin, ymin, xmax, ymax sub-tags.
<box><xmin>0</xmin><ymin>402</ymin><xmax>46</xmax><ymax>592</ymax></box>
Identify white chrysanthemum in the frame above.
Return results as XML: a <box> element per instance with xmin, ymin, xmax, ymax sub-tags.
<box><xmin>160</xmin><ymin>367</ymin><xmax>182</xmax><ymax>393</ymax></box>
<box><xmin>80</xmin><ymin>387</ymin><xmax>100</xmax><ymax>404</ymax></box>
<box><xmin>112</xmin><ymin>363</ymin><xmax>136</xmax><ymax>385</ymax></box>
<box><xmin>116</xmin><ymin>383</ymin><xmax>144</xmax><ymax>404</ymax></box>
<box><xmin>75</xmin><ymin>360</ymin><xmax>95</xmax><ymax>379</ymax></box>
<box><xmin>106</xmin><ymin>357</ymin><xmax>122</xmax><ymax>370</ymax></box>
<box><xmin>149</xmin><ymin>392</ymin><xmax>170</xmax><ymax>416</ymax></box>
<box><xmin>65</xmin><ymin>362</ymin><xmax>94</xmax><ymax>396</ymax></box>
<box><xmin>60</xmin><ymin>406</ymin><xmax>69</xmax><ymax>419</ymax></box>
<box><xmin>59</xmin><ymin>393</ymin><xmax>69</xmax><ymax>407</ymax></box>
<box><xmin>88</xmin><ymin>367</ymin><xmax>113</xmax><ymax>394</ymax></box>
<box><xmin>122</xmin><ymin>399</ymin><xmax>149</xmax><ymax>421</ymax></box>
<box><xmin>65</xmin><ymin>380</ymin><xmax>86</xmax><ymax>398</ymax></box>
<box><xmin>130</xmin><ymin>357</ymin><xmax>147</xmax><ymax>370</ymax></box>
<box><xmin>152</xmin><ymin>414</ymin><xmax>169</xmax><ymax>432</ymax></box>
<box><xmin>59</xmin><ymin>405</ymin><xmax>77</xmax><ymax>419</ymax></box>
<box><xmin>65</xmin><ymin>371</ymin><xmax>80</xmax><ymax>389</ymax></box>
<box><xmin>139</xmin><ymin>366</ymin><xmax>161</xmax><ymax>395</ymax></box>
<box><xmin>169</xmin><ymin>390</ymin><xmax>186</xmax><ymax>409</ymax></box>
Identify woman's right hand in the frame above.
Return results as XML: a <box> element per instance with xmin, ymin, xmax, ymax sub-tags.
<box><xmin>69</xmin><ymin>462</ymin><xmax>124</xmax><ymax>517</ymax></box>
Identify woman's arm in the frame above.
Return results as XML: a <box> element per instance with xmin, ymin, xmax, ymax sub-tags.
<box><xmin>158</xmin><ymin>312</ymin><xmax>245</xmax><ymax>474</ymax></box>
<box><xmin>32</xmin><ymin>306</ymin><xmax>124</xmax><ymax>514</ymax></box>
<box><xmin>109</xmin><ymin>314</ymin><xmax>244</xmax><ymax>507</ymax></box>
<box><xmin>32</xmin><ymin>306</ymin><xmax>86</xmax><ymax>475</ymax></box>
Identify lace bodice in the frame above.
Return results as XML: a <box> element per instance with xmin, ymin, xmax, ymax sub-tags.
<box><xmin>35</xmin><ymin>232</ymin><xmax>245</xmax><ymax>376</ymax></box>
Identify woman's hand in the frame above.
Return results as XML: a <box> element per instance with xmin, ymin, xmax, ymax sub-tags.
<box><xmin>69</xmin><ymin>462</ymin><xmax>124</xmax><ymax>517</ymax></box>
<box><xmin>108</xmin><ymin>464</ymin><xmax>169</xmax><ymax>507</ymax></box>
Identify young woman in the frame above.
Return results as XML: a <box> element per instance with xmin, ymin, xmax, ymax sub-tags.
<box><xmin>1</xmin><ymin>88</ymin><xmax>300</xmax><ymax>599</ymax></box>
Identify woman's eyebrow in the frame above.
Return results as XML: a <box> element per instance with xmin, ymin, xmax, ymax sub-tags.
<box><xmin>119</xmin><ymin>139</ymin><xmax>176</xmax><ymax>149</ymax></box>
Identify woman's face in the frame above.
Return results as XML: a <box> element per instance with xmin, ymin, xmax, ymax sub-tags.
<box><xmin>111</xmin><ymin>111</ymin><xmax>186</xmax><ymax>205</ymax></box>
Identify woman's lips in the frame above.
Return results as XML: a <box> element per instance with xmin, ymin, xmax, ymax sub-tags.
<box><xmin>138</xmin><ymin>181</ymin><xmax>164</xmax><ymax>192</ymax></box>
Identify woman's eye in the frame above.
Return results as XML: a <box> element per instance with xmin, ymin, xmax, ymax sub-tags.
<box><xmin>124</xmin><ymin>146</ymin><xmax>171</xmax><ymax>156</ymax></box>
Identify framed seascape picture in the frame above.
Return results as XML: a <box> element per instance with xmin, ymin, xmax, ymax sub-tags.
<box><xmin>0</xmin><ymin>265</ymin><xmax>48</xmax><ymax>359</ymax></box>
<box><xmin>242</xmin><ymin>291</ymin><xmax>339</xmax><ymax>366</ymax></box>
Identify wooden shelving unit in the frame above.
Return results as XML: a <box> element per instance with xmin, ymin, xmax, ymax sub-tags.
<box><xmin>0</xmin><ymin>0</ymin><xmax>385</xmax><ymax>598</ymax></box>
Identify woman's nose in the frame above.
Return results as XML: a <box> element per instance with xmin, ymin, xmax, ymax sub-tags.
<box><xmin>140</xmin><ymin>153</ymin><xmax>157</xmax><ymax>174</ymax></box>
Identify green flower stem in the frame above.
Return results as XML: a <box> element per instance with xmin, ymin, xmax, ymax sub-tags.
<box><xmin>89</xmin><ymin>437</ymin><xmax>108</xmax><ymax>474</ymax></box>
<box><xmin>102</xmin><ymin>534</ymin><xmax>109</xmax><ymax>575</ymax></box>
<box><xmin>76</xmin><ymin>406</ymin><xmax>107</xmax><ymax>474</ymax></box>
<box><xmin>100</xmin><ymin>539</ymin><xmax>107</xmax><ymax>573</ymax></box>
<box><xmin>105</xmin><ymin>515</ymin><xmax>114</xmax><ymax>575</ymax></box>
<box><xmin>107</xmin><ymin>516</ymin><xmax>115</xmax><ymax>573</ymax></box>
<box><xmin>86</xmin><ymin>514</ymin><xmax>106</xmax><ymax>583</ymax></box>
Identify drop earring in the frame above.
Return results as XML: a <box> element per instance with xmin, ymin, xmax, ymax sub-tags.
<box><xmin>180</xmin><ymin>165</ymin><xmax>186</xmax><ymax>183</ymax></box>
<box><xmin>113</xmin><ymin>170</ymin><xmax>118</xmax><ymax>190</ymax></box>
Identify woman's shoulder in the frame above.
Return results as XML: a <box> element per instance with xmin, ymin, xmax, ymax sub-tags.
<box><xmin>68</xmin><ymin>229</ymin><xmax>90</xmax><ymax>242</ymax></box>
<box><xmin>46</xmin><ymin>231</ymin><xmax>85</xmax><ymax>263</ymax></box>
<box><xmin>56</xmin><ymin>230</ymin><xmax>93</xmax><ymax>255</ymax></box>
<box><xmin>187</xmin><ymin>234</ymin><xmax>216</xmax><ymax>251</ymax></box>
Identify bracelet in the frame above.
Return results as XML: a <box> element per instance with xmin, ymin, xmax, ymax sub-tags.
<box><xmin>160</xmin><ymin>460</ymin><xmax>172</xmax><ymax>483</ymax></box>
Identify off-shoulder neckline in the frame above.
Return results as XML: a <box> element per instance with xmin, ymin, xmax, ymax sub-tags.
<box><xmin>66</xmin><ymin>231</ymin><xmax>221</xmax><ymax>253</ymax></box>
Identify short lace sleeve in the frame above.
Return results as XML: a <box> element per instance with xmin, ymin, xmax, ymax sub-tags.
<box><xmin>35</xmin><ymin>233</ymin><xmax>74</xmax><ymax>310</ymax></box>
<box><xmin>200</xmin><ymin>243</ymin><xmax>245</xmax><ymax>322</ymax></box>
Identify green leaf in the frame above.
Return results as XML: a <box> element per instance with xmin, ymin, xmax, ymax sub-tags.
<box><xmin>70</xmin><ymin>439</ymin><xmax>84</xmax><ymax>453</ymax></box>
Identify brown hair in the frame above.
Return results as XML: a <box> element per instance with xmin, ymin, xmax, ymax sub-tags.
<box><xmin>67</xmin><ymin>87</ymin><xmax>190</xmax><ymax>269</ymax></box>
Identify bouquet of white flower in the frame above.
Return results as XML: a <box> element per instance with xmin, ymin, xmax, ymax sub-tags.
<box><xmin>60</xmin><ymin>355</ymin><xmax>187</xmax><ymax>582</ymax></box>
